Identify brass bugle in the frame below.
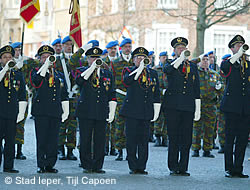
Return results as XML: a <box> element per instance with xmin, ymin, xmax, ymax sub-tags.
<box><xmin>143</xmin><ymin>58</ymin><xmax>150</xmax><ymax>65</ymax></box>
<box><xmin>95</xmin><ymin>58</ymin><xmax>103</xmax><ymax>66</ymax></box>
<box><xmin>48</xmin><ymin>55</ymin><xmax>56</xmax><ymax>63</ymax></box>
<box><xmin>242</xmin><ymin>44</ymin><xmax>249</xmax><ymax>51</ymax></box>
<box><xmin>7</xmin><ymin>60</ymin><xmax>16</xmax><ymax>68</ymax></box>
<box><xmin>184</xmin><ymin>50</ymin><xmax>191</xmax><ymax>57</ymax></box>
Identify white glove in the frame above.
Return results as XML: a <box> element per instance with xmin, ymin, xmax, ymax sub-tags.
<box><xmin>16</xmin><ymin>101</ymin><xmax>28</xmax><ymax>123</ymax></box>
<box><xmin>106</xmin><ymin>101</ymin><xmax>117</xmax><ymax>123</ymax></box>
<box><xmin>37</xmin><ymin>57</ymin><xmax>51</xmax><ymax>77</ymax></box>
<box><xmin>129</xmin><ymin>59</ymin><xmax>144</xmax><ymax>80</ymax></box>
<box><xmin>171</xmin><ymin>50</ymin><xmax>187</xmax><ymax>69</ymax></box>
<box><xmin>194</xmin><ymin>99</ymin><xmax>201</xmax><ymax>121</ymax></box>
<box><xmin>14</xmin><ymin>55</ymin><xmax>24</xmax><ymax>69</ymax></box>
<box><xmin>61</xmin><ymin>101</ymin><xmax>69</xmax><ymax>122</ymax></box>
<box><xmin>151</xmin><ymin>103</ymin><xmax>161</xmax><ymax>122</ymax></box>
<box><xmin>215</xmin><ymin>81</ymin><xmax>222</xmax><ymax>90</ymax></box>
<box><xmin>162</xmin><ymin>89</ymin><xmax>166</xmax><ymax>95</ymax></box>
<box><xmin>0</xmin><ymin>63</ymin><xmax>9</xmax><ymax>82</ymax></box>
<box><xmin>81</xmin><ymin>61</ymin><xmax>97</xmax><ymax>80</ymax></box>
<box><xmin>81</xmin><ymin>43</ymin><xmax>93</xmax><ymax>52</ymax></box>
<box><xmin>229</xmin><ymin>45</ymin><xmax>245</xmax><ymax>64</ymax></box>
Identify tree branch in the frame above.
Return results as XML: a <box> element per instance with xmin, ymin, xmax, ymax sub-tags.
<box><xmin>190</xmin><ymin>0</ymin><xmax>199</xmax><ymax>6</ymax></box>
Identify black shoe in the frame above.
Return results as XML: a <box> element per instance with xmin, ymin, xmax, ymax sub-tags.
<box><xmin>83</xmin><ymin>169</ymin><xmax>93</xmax><ymax>173</ymax></box>
<box><xmin>3</xmin><ymin>168</ymin><xmax>19</xmax><ymax>173</ymax></box>
<box><xmin>16</xmin><ymin>144</ymin><xmax>26</xmax><ymax>160</ymax></box>
<box><xmin>170</xmin><ymin>171</ymin><xmax>180</xmax><ymax>176</ymax></box>
<box><xmin>234</xmin><ymin>172</ymin><xmax>249</xmax><ymax>178</ymax></box>
<box><xmin>115</xmin><ymin>150</ymin><xmax>123</xmax><ymax>161</ymax></box>
<box><xmin>218</xmin><ymin>147</ymin><xmax>224</xmax><ymax>154</ymax></box>
<box><xmin>37</xmin><ymin>167</ymin><xmax>46</xmax><ymax>173</ymax></box>
<box><xmin>126</xmin><ymin>155</ymin><xmax>128</xmax><ymax>161</ymax></box>
<box><xmin>79</xmin><ymin>163</ymin><xmax>83</xmax><ymax>168</ymax></box>
<box><xmin>179</xmin><ymin>171</ymin><xmax>190</xmax><ymax>176</ymax></box>
<box><xmin>192</xmin><ymin>150</ymin><xmax>199</xmax><ymax>157</ymax></box>
<box><xmin>94</xmin><ymin>169</ymin><xmax>106</xmax><ymax>174</ymax></box>
<box><xmin>203</xmin><ymin>151</ymin><xmax>215</xmax><ymax>158</ymax></box>
<box><xmin>110</xmin><ymin>149</ymin><xmax>117</xmax><ymax>156</ymax></box>
<box><xmin>213</xmin><ymin>143</ymin><xmax>219</xmax><ymax>149</ymax></box>
<box><xmin>45</xmin><ymin>166</ymin><xmax>58</xmax><ymax>173</ymax></box>
<box><xmin>154</xmin><ymin>136</ymin><xmax>161</xmax><ymax>147</ymax></box>
<box><xmin>137</xmin><ymin>170</ymin><xmax>148</xmax><ymax>175</ymax></box>
<box><xmin>161</xmin><ymin>138</ymin><xmax>168</xmax><ymax>147</ymax></box>
<box><xmin>58</xmin><ymin>145</ymin><xmax>67</xmax><ymax>160</ymax></box>
<box><xmin>225</xmin><ymin>171</ymin><xmax>234</xmax><ymax>178</ymax></box>
<box><xmin>67</xmin><ymin>148</ymin><xmax>77</xmax><ymax>160</ymax></box>
<box><xmin>129</xmin><ymin>170</ymin><xmax>138</xmax><ymax>174</ymax></box>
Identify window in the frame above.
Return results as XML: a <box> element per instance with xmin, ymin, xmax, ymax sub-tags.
<box><xmin>111</xmin><ymin>0</ymin><xmax>118</xmax><ymax>13</ymax></box>
<box><xmin>158</xmin><ymin>31</ymin><xmax>176</xmax><ymax>55</ymax></box>
<box><xmin>128</xmin><ymin>0</ymin><xmax>136</xmax><ymax>11</ymax></box>
<box><xmin>214</xmin><ymin>0</ymin><xmax>244</xmax><ymax>10</ymax></box>
<box><xmin>157</xmin><ymin>0</ymin><xmax>178</xmax><ymax>9</ymax></box>
<box><xmin>96</xmin><ymin>0</ymin><xmax>103</xmax><ymax>15</ymax></box>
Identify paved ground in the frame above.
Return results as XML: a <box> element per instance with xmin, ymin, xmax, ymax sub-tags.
<box><xmin>0</xmin><ymin>117</ymin><xmax>249</xmax><ymax>190</ymax></box>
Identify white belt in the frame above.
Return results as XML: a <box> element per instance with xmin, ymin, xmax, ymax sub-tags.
<box><xmin>115</xmin><ymin>89</ymin><xmax>127</xmax><ymax>96</ymax></box>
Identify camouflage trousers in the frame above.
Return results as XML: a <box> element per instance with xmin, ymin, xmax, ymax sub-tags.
<box><xmin>114</xmin><ymin>94</ymin><xmax>126</xmax><ymax>150</ymax></box>
<box><xmin>106</xmin><ymin>121</ymin><xmax>115</xmax><ymax>148</ymax></box>
<box><xmin>58</xmin><ymin>99</ymin><xmax>77</xmax><ymax>148</ymax></box>
<box><xmin>192</xmin><ymin>103</ymin><xmax>216</xmax><ymax>151</ymax></box>
<box><xmin>15</xmin><ymin>108</ymin><xmax>28</xmax><ymax>144</ymax></box>
<box><xmin>217</xmin><ymin>110</ymin><xmax>225</xmax><ymax>147</ymax></box>
<box><xmin>154</xmin><ymin>111</ymin><xmax>167</xmax><ymax>138</ymax></box>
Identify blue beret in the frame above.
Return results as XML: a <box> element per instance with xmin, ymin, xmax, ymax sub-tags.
<box><xmin>159</xmin><ymin>51</ymin><xmax>167</xmax><ymax>57</ymax></box>
<box><xmin>207</xmin><ymin>51</ymin><xmax>213</xmax><ymax>55</ymax></box>
<box><xmin>120</xmin><ymin>38</ymin><xmax>132</xmax><ymax>47</ymax></box>
<box><xmin>62</xmin><ymin>36</ymin><xmax>71</xmax><ymax>44</ymax></box>
<box><xmin>171</xmin><ymin>52</ymin><xmax>175</xmax><ymax>57</ymax></box>
<box><xmin>148</xmin><ymin>51</ymin><xmax>154</xmax><ymax>56</ymax></box>
<box><xmin>10</xmin><ymin>42</ymin><xmax>22</xmax><ymax>49</ymax></box>
<box><xmin>106</xmin><ymin>41</ymin><xmax>118</xmax><ymax>48</ymax></box>
<box><xmin>51</xmin><ymin>38</ymin><xmax>61</xmax><ymax>46</ymax></box>
<box><xmin>102</xmin><ymin>49</ymin><xmax>108</xmax><ymax>55</ymax></box>
<box><xmin>203</xmin><ymin>54</ymin><xmax>208</xmax><ymax>57</ymax></box>
<box><xmin>88</xmin><ymin>40</ymin><xmax>99</xmax><ymax>47</ymax></box>
<box><xmin>222</xmin><ymin>54</ymin><xmax>231</xmax><ymax>60</ymax></box>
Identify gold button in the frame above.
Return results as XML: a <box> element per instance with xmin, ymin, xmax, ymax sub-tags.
<box><xmin>243</xmin><ymin>78</ymin><xmax>245</xmax><ymax>80</ymax></box>
<box><xmin>8</xmin><ymin>100</ymin><xmax>10</xmax><ymax>103</ymax></box>
<box><xmin>54</xmin><ymin>89</ymin><xmax>56</xmax><ymax>92</ymax></box>
<box><xmin>53</xmin><ymin>98</ymin><xmax>55</xmax><ymax>101</ymax></box>
<box><xmin>54</xmin><ymin>94</ymin><xmax>56</xmax><ymax>96</ymax></box>
<box><xmin>184</xmin><ymin>81</ymin><xmax>187</xmax><ymax>83</ymax></box>
<box><xmin>8</xmin><ymin>91</ymin><xmax>11</xmax><ymax>94</ymax></box>
<box><xmin>144</xmin><ymin>101</ymin><xmax>147</xmax><ymax>103</ymax></box>
<box><xmin>98</xmin><ymin>91</ymin><xmax>100</xmax><ymax>93</ymax></box>
<box><xmin>97</xmin><ymin>95</ymin><xmax>100</xmax><ymax>98</ymax></box>
<box><xmin>242</xmin><ymin>88</ymin><xmax>245</xmax><ymax>90</ymax></box>
<box><xmin>97</xmin><ymin>100</ymin><xmax>99</xmax><ymax>103</ymax></box>
<box><xmin>183</xmin><ymin>92</ymin><xmax>186</xmax><ymax>94</ymax></box>
<box><xmin>37</xmin><ymin>100</ymin><xmax>40</xmax><ymax>102</ymax></box>
<box><xmin>184</xmin><ymin>86</ymin><xmax>186</xmax><ymax>88</ymax></box>
<box><xmin>243</xmin><ymin>83</ymin><xmax>245</xmax><ymax>85</ymax></box>
<box><xmin>8</xmin><ymin>96</ymin><xmax>11</xmax><ymax>98</ymax></box>
<box><xmin>243</xmin><ymin>93</ymin><xmax>245</xmax><ymax>96</ymax></box>
<box><xmin>53</xmin><ymin>85</ymin><xmax>56</xmax><ymax>87</ymax></box>
<box><xmin>145</xmin><ymin>96</ymin><xmax>147</xmax><ymax>98</ymax></box>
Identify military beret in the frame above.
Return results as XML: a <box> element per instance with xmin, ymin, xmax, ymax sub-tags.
<box><xmin>87</xmin><ymin>40</ymin><xmax>99</xmax><ymax>47</ymax></box>
<box><xmin>102</xmin><ymin>49</ymin><xmax>108</xmax><ymax>55</ymax></box>
<box><xmin>148</xmin><ymin>51</ymin><xmax>154</xmax><ymax>56</ymax></box>
<box><xmin>85</xmin><ymin>47</ymin><xmax>103</xmax><ymax>57</ymax></box>
<box><xmin>51</xmin><ymin>38</ymin><xmax>61</xmax><ymax>46</ymax></box>
<box><xmin>0</xmin><ymin>45</ymin><xmax>15</xmax><ymax>58</ymax></box>
<box><xmin>37</xmin><ymin>45</ymin><xmax>55</xmax><ymax>56</ymax></box>
<box><xmin>120</xmin><ymin>38</ymin><xmax>132</xmax><ymax>47</ymax></box>
<box><xmin>228</xmin><ymin>35</ymin><xmax>245</xmax><ymax>48</ymax></box>
<box><xmin>131</xmin><ymin>47</ymin><xmax>149</xmax><ymax>58</ymax></box>
<box><xmin>222</xmin><ymin>54</ymin><xmax>231</xmax><ymax>60</ymax></box>
<box><xmin>171</xmin><ymin>52</ymin><xmax>175</xmax><ymax>57</ymax></box>
<box><xmin>106</xmin><ymin>40</ymin><xmax>118</xmax><ymax>48</ymax></box>
<box><xmin>207</xmin><ymin>51</ymin><xmax>214</xmax><ymax>55</ymax></box>
<box><xmin>10</xmin><ymin>42</ymin><xmax>22</xmax><ymax>49</ymax></box>
<box><xmin>159</xmin><ymin>51</ymin><xmax>167</xmax><ymax>57</ymax></box>
<box><xmin>203</xmin><ymin>54</ymin><xmax>208</xmax><ymax>57</ymax></box>
<box><xmin>62</xmin><ymin>36</ymin><xmax>71</xmax><ymax>44</ymax></box>
<box><xmin>171</xmin><ymin>37</ymin><xmax>188</xmax><ymax>48</ymax></box>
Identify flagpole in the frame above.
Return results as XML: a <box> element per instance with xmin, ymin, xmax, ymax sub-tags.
<box><xmin>21</xmin><ymin>23</ymin><xmax>25</xmax><ymax>56</ymax></box>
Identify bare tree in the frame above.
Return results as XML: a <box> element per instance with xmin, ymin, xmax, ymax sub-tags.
<box><xmin>162</xmin><ymin>0</ymin><xmax>250</xmax><ymax>56</ymax></box>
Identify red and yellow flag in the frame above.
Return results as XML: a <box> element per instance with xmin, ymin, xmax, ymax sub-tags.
<box><xmin>20</xmin><ymin>0</ymin><xmax>40</xmax><ymax>24</ymax></box>
<box><xmin>69</xmin><ymin>0</ymin><xmax>82</xmax><ymax>48</ymax></box>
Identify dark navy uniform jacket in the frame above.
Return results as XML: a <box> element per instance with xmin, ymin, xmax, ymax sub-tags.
<box><xmin>163</xmin><ymin>60</ymin><xmax>200</xmax><ymax>112</ymax></box>
<box><xmin>120</xmin><ymin>67</ymin><xmax>160</xmax><ymax>120</ymax></box>
<box><xmin>75</xmin><ymin>67</ymin><xmax>116</xmax><ymax>120</ymax></box>
<box><xmin>220</xmin><ymin>59</ymin><xmax>250</xmax><ymax>115</ymax></box>
<box><xmin>0</xmin><ymin>68</ymin><xmax>26</xmax><ymax>120</ymax></box>
<box><xmin>30</xmin><ymin>68</ymin><xmax>69</xmax><ymax>118</ymax></box>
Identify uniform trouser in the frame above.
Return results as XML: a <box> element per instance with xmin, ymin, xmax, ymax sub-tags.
<box><xmin>114</xmin><ymin>94</ymin><xmax>126</xmax><ymax>150</ymax></box>
<box><xmin>0</xmin><ymin>117</ymin><xmax>16</xmax><ymax>169</ymax></box>
<box><xmin>165</xmin><ymin>109</ymin><xmax>194</xmax><ymax>172</ymax></box>
<box><xmin>192</xmin><ymin>104</ymin><xmax>216</xmax><ymax>151</ymax></box>
<box><xmin>106</xmin><ymin>121</ymin><xmax>115</xmax><ymax>149</ymax></box>
<box><xmin>58</xmin><ymin>99</ymin><xmax>77</xmax><ymax>148</ymax></box>
<box><xmin>217</xmin><ymin>110</ymin><xmax>225</xmax><ymax>147</ymax></box>
<box><xmin>224</xmin><ymin>112</ymin><xmax>250</xmax><ymax>173</ymax></box>
<box><xmin>154</xmin><ymin>111</ymin><xmax>167</xmax><ymax>138</ymax></box>
<box><xmin>34</xmin><ymin>116</ymin><xmax>60</xmax><ymax>168</ymax></box>
<box><xmin>79</xmin><ymin>118</ymin><xmax>106</xmax><ymax>170</ymax></box>
<box><xmin>15</xmin><ymin>108</ymin><xmax>28</xmax><ymax>144</ymax></box>
<box><xmin>125</xmin><ymin>117</ymin><xmax>149</xmax><ymax>171</ymax></box>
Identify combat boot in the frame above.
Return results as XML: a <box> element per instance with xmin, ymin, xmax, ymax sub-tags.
<box><xmin>154</xmin><ymin>136</ymin><xmax>161</xmax><ymax>147</ymax></box>
<box><xmin>203</xmin><ymin>151</ymin><xmax>215</xmax><ymax>158</ymax></box>
<box><xmin>67</xmin><ymin>148</ymin><xmax>77</xmax><ymax>160</ymax></box>
<box><xmin>58</xmin><ymin>145</ymin><xmax>66</xmax><ymax>160</ymax></box>
<box><xmin>16</xmin><ymin>144</ymin><xmax>26</xmax><ymax>160</ymax></box>
<box><xmin>218</xmin><ymin>146</ymin><xmax>224</xmax><ymax>154</ymax></box>
<box><xmin>192</xmin><ymin>150</ymin><xmax>199</xmax><ymax>157</ymax></box>
<box><xmin>115</xmin><ymin>149</ymin><xmax>123</xmax><ymax>161</ymax></box>
<box><xmin>161</xmin><ymin>137</ymin><xmax>168</xmax><ymax>147</ymax></box>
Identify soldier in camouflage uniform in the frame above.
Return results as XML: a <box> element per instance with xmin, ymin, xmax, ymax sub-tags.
<box><xmin>192</xmin><ymin>54</ymin><xmax>224</xmax><ymax>158</ymax></box>
<box><xmin>153</xmin><ymin>52</ymin><xmax>168</xmax><ymax>147</ymax></box>
<box><xmin>111</xmin><ymin>38</ymin><xmax>134</xmax><ymax>161</ymax></box>
<box><xmin>11</xmin><ymin>42</ymin><xmax>39</xmax><ymax>160</ymax></box>
<box><xmin>103</xmin><ymin>41</ymin><xmax>119</xmax><ymax>156</ymax></box>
